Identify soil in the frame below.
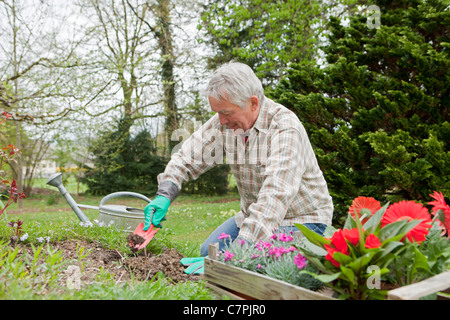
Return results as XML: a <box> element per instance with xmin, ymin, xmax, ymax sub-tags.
<box><xmin>126</xmin><ymin>233</ymin><xmax>145</xmax><ymax>253</ymax></box>
<box><xmin>12</xmin><ymin>238</ymin><xmax>202</xmax><ymax>291</ymax></box>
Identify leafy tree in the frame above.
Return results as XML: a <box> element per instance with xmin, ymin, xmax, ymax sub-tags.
<box><xmin>268</xmin><ymin>0</ymin><xmax>449</xmax><ymax>225</ymax></box>
<box><xmin>83</xmin><ymin>120</ymin><xmax>167</xmax><ymax>196</ymax></box>
<box><xmin>200</xmin><ymin>0</ymin><xmax>323</xmax><ymax>85</ymax></box>
<box><xmin>199</xmin><ymin>0</ymin><xmax>360</xmax><ymax>85</ymax></box>
<box><xmin>182</xmin><ymin>165</ymin><xmax>231</xmax><ymax>195</ymax></box>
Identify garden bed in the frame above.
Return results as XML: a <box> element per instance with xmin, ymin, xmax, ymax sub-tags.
<box><xmin>204</xmin><ymin>243</ymin><xmax>335</xmax><ymax>300</ymax></box>
<box><xmin>204</xmin><ymin>243</ymin><xmax>450</xmax><ymax>300</ymax></box>
<box><xmin>11</xmin><ymin>239</ymin><xmax>201</xmax><ymax>290</ymax></box>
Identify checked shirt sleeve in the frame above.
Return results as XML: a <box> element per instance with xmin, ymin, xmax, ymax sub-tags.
<box><xmin>157</xmin><ymin>115</ymin><xmax>223</xmax><ymax>193</ymax></box>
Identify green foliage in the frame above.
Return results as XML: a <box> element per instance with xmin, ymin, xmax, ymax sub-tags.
<box><xmin>296</xmin><ymin>200</ymin><xmax>450</xmax><ymax>300</ymax></box>
<box><xmin>83</xmin><ymin>120</ymin><xmax>167</xmax><ymax>196</ymax></box>
<box><xmin>67</xmin><ymin>273</ymin><xmax>213</xmax><ymax>300</ymax></box>
<box><xmin>83</xmin><ymin>117</ymin><xmax>231</xmax><ymax>197</ymax></box>
<box><xmin>269</xmin><ymin>0</ymin><xmax>450</xmax><ymax>224</ymax></box>
<box><xmin>0</xmin><ymin>221</ymin><xmax>215</xmax><ymax>300</ymax></box>
<box><xmin>216</xmin><ymin>232</ymin><xmax>325</xmax><ymax>292</ymax></box>
<box><xmin>387</xmin><ymin>228</ymin><xmax>450</xmax><ymax>286</ymax></box>
<box><xmin>264</xmin><ymin>257</ymin><xmax>324</xmax><ymax>291</ymax></box>
<box><xmin>199</xmin><ymin>0</ymin><xmax>350</xmax><ymax>85</ymax></box>
<box><xmin>182</xmin><ymin>165</ymin><xmax>231</xmax><ymax>195</ymax></box>
<box><xmin>0</xmin><ymin>240</ymin><xmax>67</xmax><ymax>297</ymax></box>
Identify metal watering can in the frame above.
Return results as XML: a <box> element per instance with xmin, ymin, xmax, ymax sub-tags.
<box><xmin>46</xmin><ymin>173</ymin><xmax>151</xmax><ymax>233</ymax></box>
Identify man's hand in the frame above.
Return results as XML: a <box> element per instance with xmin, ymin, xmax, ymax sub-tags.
<box><xmin>144</xmin><ymin>195</ymin><xmax>170</xmax><ymax>230</ymax></box>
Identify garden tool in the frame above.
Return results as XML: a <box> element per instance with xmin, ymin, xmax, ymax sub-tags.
<box><xmin>128</xmin><ymin>207</ymin><xmax>160</xmax><ymax>251</ymax></box>
<box><xmin>181</xmin><ymin>257</ymin><xmax>205</xmax><ymax>274</ymax></box>
<box><xmin>46</xmin><ymin>173</ymin><xmax>152</xmax><ymax>232</ymax></box>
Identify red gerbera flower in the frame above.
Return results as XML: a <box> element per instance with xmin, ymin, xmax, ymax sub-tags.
<box><xmin>349</xmin><ymin>196</ymin><xmax>382</xmax><ymax>224</ymax></box>
<box><xmin>381</xmin><ymin>201</ymin><xmax>432</xmax><ymax>244</ymax></box>
<box><xmin>429</xmin><ymin>191</ymin><xmax>450</xmax><ymax>238</ymax></box>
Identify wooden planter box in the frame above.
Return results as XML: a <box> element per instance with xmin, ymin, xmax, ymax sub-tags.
<box><xmin>204</xmin><ymin>244</ymin><xmax>450</xmax><ymax>300</ymax></box>
<box><xmin>204</xmin><ymin>243</ymin><xmax>335</xmax><ymax>300</ymax></box>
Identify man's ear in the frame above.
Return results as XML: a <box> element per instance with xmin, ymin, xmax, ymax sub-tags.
<box><xmin>250</xmin><ymin>96</ymin><xmax>259</xmax><ymax>111</ymax></box>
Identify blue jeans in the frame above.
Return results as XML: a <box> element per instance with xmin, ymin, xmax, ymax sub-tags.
<box><xmin>199</xmin><ymin>216</ymin><xmax>327</xmax><ymax>257</ymax></box>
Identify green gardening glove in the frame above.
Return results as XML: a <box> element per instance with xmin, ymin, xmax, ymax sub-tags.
<box><xmin>144</xmin><ymin>195</ymin><xmax>170</xmax><ymax>230</ymax></box>
<box><xmin>181</xmin><ymin>257</ymin><xmax>204</xmax><ymax>275</ymax></box>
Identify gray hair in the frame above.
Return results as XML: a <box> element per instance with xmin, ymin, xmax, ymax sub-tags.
<box><xmin>202</xmin><ymin>61</ymin><xmax>265</xmax><ymax>109</ymax></box>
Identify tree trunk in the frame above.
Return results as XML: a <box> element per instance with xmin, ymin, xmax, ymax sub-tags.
<box><xmin>12</xmin><ymin>0</ymin><xmax>23</xmax><ymax>209</ymax></box>
<box><xmin>155</xmin><ymin>0</ymin><xmax>178</xmax><ymax>155</ymax></box>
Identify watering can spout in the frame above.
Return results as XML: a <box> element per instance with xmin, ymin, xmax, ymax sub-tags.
<box><xmin>47</xmin><ymin>172</ymin><xmax>63</xmax><ymax>188</ymax></box>
<box><xmin>46</xmin><ymin>173</ymin><xmax>90</xmax><ymax>223</ymax></box>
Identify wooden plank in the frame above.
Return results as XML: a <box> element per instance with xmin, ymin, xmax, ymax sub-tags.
<box><xmin>204</xmin><ymin>257</ymin><xmax>335</xmax><ymax>300</ymax></box>
<box><xmin>205</xmin><ymin>282</ymin><xmax>247</xmax><ymax>300</ymax></box>
<box><xmin>205</xmin><ymin>244</ymin><xmax>450</xmax><ymax>300</ymax></box>
<box><xmin>387</xmin><ymin>270</ymin><xmax>450</xmax><ymax>300</ymax></box>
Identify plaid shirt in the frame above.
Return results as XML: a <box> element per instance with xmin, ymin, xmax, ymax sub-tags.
<box><xmin>158</xmin><ymin>98</ymin><xmax>333</xmax><ymax>243</ymax></box>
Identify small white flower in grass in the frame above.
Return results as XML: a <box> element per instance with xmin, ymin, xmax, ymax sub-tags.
<box><xmin>20</xmin><ymin>233</ymin><xmax>28</xmax><ymax>241</ymax></box>
<box><xmin>37</xmin><ymin>236</ymin><xmax>50</xmax><ymax>243</ymax></box>
<box><xmin>80</xmin><ymin>221</ymin><xmax>93</xmax><ymax>228</ymax></box>
<box><xmin>94</xmin><ymin>219</ymin><xmax>105</xmax><ymax>227</ymax></box>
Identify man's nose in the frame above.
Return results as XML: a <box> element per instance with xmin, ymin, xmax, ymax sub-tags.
<box><xmin>219</xmin><ymin>114</ymin><xmax>228</xmax><ymax>125</ymax></box>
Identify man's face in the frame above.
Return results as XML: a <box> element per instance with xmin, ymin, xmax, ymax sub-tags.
<box><xmin>209</xmin><ymin>96</ymin><xmax>259</xmax><ymax>132</ymax></box>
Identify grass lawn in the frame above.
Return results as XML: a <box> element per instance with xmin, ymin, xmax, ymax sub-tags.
<box><xmin>0</xmin><ymin>178</ymin><xmax>241</xmax><ymax>300</ymax></box>
<box><xmin>4</xmin><ymin>188</ymin><xmax>241</xmax><ymax>256</ymax></box>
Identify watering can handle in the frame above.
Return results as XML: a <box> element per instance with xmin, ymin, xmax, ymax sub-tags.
<box><xmin>99</xmin><ymin>192</ymin><xmax>152</xmax><ymax>207</ymax></box>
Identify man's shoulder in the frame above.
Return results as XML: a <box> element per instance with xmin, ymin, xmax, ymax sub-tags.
<box><xmin>265</xmin><ymin>98</ymin><xmax>302</xmax><ymax>130</ymax></box>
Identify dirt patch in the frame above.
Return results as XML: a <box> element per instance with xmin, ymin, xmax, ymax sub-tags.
<box><xmin>126</xmin><ymin>233</ymin><xmax>145</xmax><ymax>252</ymax></box>
<box><xmin>123</xmin><ymin>248</ymin><xmax>199</xmax><ymax>282</ymax></box>
<box><xmin>12</xmin><ymin>239</ymin><xmax>201</xmax><ymax>291</ymax></box>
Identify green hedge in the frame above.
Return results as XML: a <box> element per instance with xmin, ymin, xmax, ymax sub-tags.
<box><xmin>268</xmin><ymin>0</ymin><xmax>449</xmax><ymax>225</ymax></box>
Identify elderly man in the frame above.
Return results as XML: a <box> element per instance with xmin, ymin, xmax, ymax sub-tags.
<box><xmin>144</xmin><ymin>61</ymin><xmax>333</xmax><ymax>259</ymax></box>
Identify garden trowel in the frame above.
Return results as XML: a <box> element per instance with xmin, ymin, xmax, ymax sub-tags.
<box><xmin>128</xmin><ymin>207</ymin><xmax>160</xmax><ymax>251</ymax></box>
<box><xmin>128</xmin><ymin>222</ymin><xmax>160</xmax><ymax>251</ymax></box>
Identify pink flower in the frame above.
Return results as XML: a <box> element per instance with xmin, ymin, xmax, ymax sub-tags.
<box><xmin>294</xmin><ymin>253</ymin><xmax>307</xmax><ymax>270</ymax></box>
<box><xmin>268</xmin><ymin>246</ymin><xmax>297</xmax><ymax>258</ymax></box>
<box><xmin>268</xmin><ymin>247</ymin><xmax>280</xmax><ymax>258</ymax></box>
<box><xmin>278</xmin><ymin>233</ymin><xmax>294</xmax><ymax>242</ymax></box>
<box><xmin>257</xmin><ymin>264</ymin><xmax>262</xmax><ymax>269</ymax></box>
<box><xmin>255</xmin><ymin>241</ymin><xmax>272</xmax><ymax>251</ymax></box>
<box><xmin>236</xmin><ymin>239</ymin><xmax>246</xmax><ymax>245</ymax></box>
<box><xmin>218</xmin><ymin>232</ymin><xmax>230</xmax><ymax>240</ymax></box>
<box><xmin>271</xmin><ymin>233</ymin><xmax>294</xmax><ymax>242</ymax></box>
<box><xmin>223</xmin><ymin>250</ymin><xmax>234</xmax><ymax>262</ymax></box>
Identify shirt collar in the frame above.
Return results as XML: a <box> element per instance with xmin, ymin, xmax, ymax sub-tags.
<box><xmin>251</xmin><ymin>97</ymin><xmax>270</xmax><ymax>134</ymax></box>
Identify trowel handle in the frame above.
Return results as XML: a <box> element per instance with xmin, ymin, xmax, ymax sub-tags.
<box><xmin>99</xmin><ymin>192</ymin><xmax>152</xmax><ymax>207</ymax></box>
